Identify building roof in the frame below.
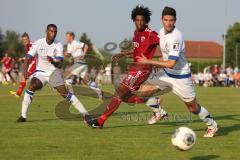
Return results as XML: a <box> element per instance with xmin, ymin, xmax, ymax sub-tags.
<box><xmin>185</xmin><ymin>41</ymin><xmax>223</xmax><ymax>59</ymax></box>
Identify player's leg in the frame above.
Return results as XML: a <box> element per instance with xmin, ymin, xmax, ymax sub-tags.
<box><xmin>12</xmin><ymin>66</ymin><xmax>35</xmax><ymax>97</ymax></box>
<box><xmin>81</xmin><ymin>65</ymin><xmax>104</xmax><ymax>101</ymax></box>
<box><xmin>50</xmin><ymin>69</ymin><xmax>88</xmax><ymax>116</ymax></box>
<box><xmin>172</xmin><ymin>78</ymin><xmax>218</xmax><ymax>137</ymax></box>
<box><xmin>85</xmin><ymin>67</ymin><xmax>151</xmax><ymax>128</ymax></box>
<box><xmin>7</xmin><ymin>70</ymin><xmax>17</xmax><ymax>84</ymax></box>
<box><xmin>16</xmin><ymin>77</ymin><xmax>43</xmax><ymax>122</ymax></box>
<box><xmin>54</xmin><ymin>84</ymin><xmax>89</xmax><ymax>115</ymax></box>
<box><xmin>65</xmin><ymin>64</ymin><xmax>83</xmax><ymax>93</ymax></box>
<box><xmin>184</xmin><ymin>99</ymin><xmax>218</xmax><ymax>137</ymax></box>
<box><xmin>2</xmin><ymin>69</ymin><xmax>8</xmax><ymax>85</ymax></box>
<box><xmin>10</xmin><ymin>75</ymin><xmax>26</xmax><ymax>98</ymax></box>
<box><xmin>124</xmin><ymin>82</ymin><xmax>168</xmax><ymax>124</ymax></box>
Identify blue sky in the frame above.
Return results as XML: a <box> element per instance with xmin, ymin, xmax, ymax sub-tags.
<box><xmin>0</xmin><ymin>0</ymin><xmax>239</xmax><ymax>52</ymax></box>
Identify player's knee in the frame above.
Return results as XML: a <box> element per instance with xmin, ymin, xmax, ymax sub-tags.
<box><xmin>60</xmin><ymin>92</ymin><xmax>68</xmax><ymax>98</ymax></box>
<box><xmin>187</xmin><ymin>103</ymin><xmax>200</xmax><ymax>114</ymax></box>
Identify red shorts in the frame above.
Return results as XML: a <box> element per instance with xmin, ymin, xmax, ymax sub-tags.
<box><xmin>121</xmin><ymin>64</ymin><xmax>152</xmax><ymax>91</ymax></box>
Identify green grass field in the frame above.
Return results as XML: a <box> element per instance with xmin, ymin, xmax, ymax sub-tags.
<box><xmin>0</xmin><ymin>84</ymin><xmax>239</xmax><ymax>160</ymax></box>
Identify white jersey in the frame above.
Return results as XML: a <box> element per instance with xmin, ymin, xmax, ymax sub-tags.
<box><xmin>159</xmin><ymin>27</ymin><xmax>191</xmax><ymax>78</ymax></box>
<box><xmin>26</xmin><ymin>38</ymin><xmax>63</xmax><ymax>74</ymax></box>
<box><xmin>67</xmin><ymin>40</ymin><xmax>86</xmax><ymax>64</ymax></box>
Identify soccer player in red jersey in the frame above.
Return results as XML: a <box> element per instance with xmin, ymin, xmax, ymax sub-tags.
<box><xmin>84</xmin><ymin>5</ymin><xmax>159</xmax><ymax>128</ymax></box>
<box><xmin>10</xmin><ymin>32</ymin><xmax>36</xmax><ymax>98</ymax></box>
<box><xmin>1</xmin><ymin>52</ymin><xmax>16</xmax><ymax>85</ymax></box>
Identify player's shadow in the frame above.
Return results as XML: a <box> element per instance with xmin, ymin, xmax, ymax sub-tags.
<box><xmin>151</xmin><ymin>114</ymin><xmax>240</xmax><ymax>136</ymax></box>
<box><xmin>190</xmin><ymin>155</ymin><xmax>220</xmax><ymax>160</ymax></box>
<box><xmin>104</xmin><ymin>123</ymin><xmax>149</xmax><ymax>129</ymax></box>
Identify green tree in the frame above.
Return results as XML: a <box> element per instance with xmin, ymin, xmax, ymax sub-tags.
<box><xmin>79</xmin><ymin>33</ymin><xmax>93</xmax><ymax>52</ymax></box>
<box><xmin>226</xmin><ymin>22</ymin><xmax>240</xmax><ymax>67</ymax></box>
<box><xmin>1</xmin><ymin>30</ymin><xmax>24</xmax><ymax>58</ymax></box>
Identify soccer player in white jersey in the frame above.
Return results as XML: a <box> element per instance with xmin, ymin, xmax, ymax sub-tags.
<box><xmin>65</xmin><ymin>32</ymin><xmax>103</xmax><ymax>100</ymax></box>
<box><xmin>16</xmin><ymin>24</ymin><xmax>88</xmax><ymax>122</ymax></box>
<box><xmin>137</xmin><ymin>7</ymin><xmax>218</xmax><ymax>137</ymax></box>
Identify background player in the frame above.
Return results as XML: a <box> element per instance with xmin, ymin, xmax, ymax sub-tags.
<box><xmin>137</xmin><ymin>7</ymin><xmax>218</xmax><ymax>137</ymax></box>
<box><xmin>64</xmin><ymin>32</ymin><xmax>103</xmax><ymax>100</ymax></box>
<box><xmin>10</xmin><ymin>32</ymin><xmax>36</xmax><ymax>98</ymax></box>
<box><xmin>85</xmin><ymin>5</ymin><xmax>160</xmax><ymax>128</ymax></box>
<box><xmin>16</xmin><ymin>24</ymin><xmax>88</xmax><ymax>122</ymax></box>
<box><xmin>1</xmin><ymin>52</ymin><xmax>16</xmax><ymax>85</ymax></box>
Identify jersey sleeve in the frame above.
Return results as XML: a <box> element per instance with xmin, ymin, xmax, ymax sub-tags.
<box><xmin>26</xmin><ymin>41</ymin><xmax>38</xmax><ymax>59</ymax></box>
<box><xmin>149</xmin><ymin>31</ymin><xmax>159</xmax><ymax>46</ymax></box>
<box><xmin>55</xmin><ymin>43</ymin><xmax>64</xmax><ymax>60</ymax></box>
<box><xmin>168</xmin><ymin>33</ymin><xmax>183</xmax><ymax>61</ymax></box>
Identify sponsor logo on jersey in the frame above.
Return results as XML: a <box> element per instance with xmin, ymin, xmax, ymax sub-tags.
<box><xmin>141</xmin><ymin>36</ymin><xmax>145</xmax><ymax>42</ymax></box>
<box><xmin>173</xmin><ymin>41</ymin><xmax>180</xmax><ymax>51</ymax></box>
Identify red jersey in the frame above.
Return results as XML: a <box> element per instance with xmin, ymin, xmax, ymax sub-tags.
<box><xmin>132</xmin><ymin>26</ymin><xmax>159</xmax><ymax>63</ymax></box>
<box><xmin>121</xmin><ymin>27</ymin><xmax>159</xmax><ymax>91</ymax></box>
<box><xmin>1</xmin><ymin>57</ymin><xmax>13</xmax><ymax>69</ymax></box>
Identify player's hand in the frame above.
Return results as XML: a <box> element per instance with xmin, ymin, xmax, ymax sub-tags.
<box><xmin>47</xmin><ymin>56</ymin><xmax>54</xmax><ymax>63</ymax></box>
<box><xmin>112</xmin><ymin>53</ymin><xmax>124</xmax><ymax>62</ymax></box>
<box><xmin>137</xmin><ymin>53</ymin><xmax>149</xmax><ymax>64</ymax></box>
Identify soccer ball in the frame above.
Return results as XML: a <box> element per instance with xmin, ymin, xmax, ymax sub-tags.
<box><xmin>171</xmin><ymin>127</ymin><xmax>196</xmax><ymax>151</ymax></box>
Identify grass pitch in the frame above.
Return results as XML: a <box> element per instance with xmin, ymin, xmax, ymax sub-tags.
<box><xmin>0</xmin><ymin>84</ymin><xmax>239</xmax><ymax>160</ymax></box>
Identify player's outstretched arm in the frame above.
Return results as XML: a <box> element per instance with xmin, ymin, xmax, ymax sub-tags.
<box><xmin>137</xmin><ymin>53</ymin><xmax>176</xmax><ymax>68</ymax></box>
<box><xmin>112</xmin><ymin>50</ymin><xmax>133</xmax><ymax>62</ymax></box>
<box><xmin>47</xmin><ymin>56</ymin><xmax>63</xmax><ymax>69</ymax></box>
<box><xmin>22</xmin><ymin>57</ymin><xmax>31</xmax><ymax>79</ymax></box>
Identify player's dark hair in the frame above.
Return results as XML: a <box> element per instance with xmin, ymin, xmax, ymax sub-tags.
<box><xmin>21</xmin><ymin>32</ymin><xmax>29</xmax><ymax>38</ymax></box>
<box><xmin>162</xmin><ymin>6</ymin><xmax>176</xmax><ymax>19</ymax></box>
<box><xmin>131</xmin><ymin>5</ymin><xmax>151</xmax><ymax>24</ymax></box>
<box><xmin>46</xmin><ymin>24</ymin><xmax>57</xmax><ymax>30</ymax></box>
<box><xmin>66</xmin><ymin>32</ymin><xmax>75</xmax><ymax>39</ymax></box>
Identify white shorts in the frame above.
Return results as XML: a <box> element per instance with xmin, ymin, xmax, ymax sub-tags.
<box><xmin>32</xmin><ymin>69</ymin><xmax>64</xmax><ymax>88</ymax></box>
<box><xmin>70</xmin><ymin>63</ymin><xmax>88</xmax><ymax>78</ymax></box>
<box><xmin>147</xmin><ymin>69</ymin><xmax>196</xmax><ymax>102</ymax></box>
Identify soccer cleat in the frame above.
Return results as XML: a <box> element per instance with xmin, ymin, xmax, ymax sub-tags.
<box><xmin>84</xmin><ymin>115</ymin><xmax>103</xmax><ymax>128</ymax></box>
<box><xmin>16</xmin><ymin>116</ymin><xmax>27</xmax><ymax>123</ymax></box>
<box><xmin>203</xmin><ymin>121</ymin><xmax>218</xmax><ymax>137</ymax></box>
<box><xmin>10</xmin><ymin>91</ymin><xmax>20</xmax><ymax>98</ymax></box>
<box><xmin>2</xmin><ymin>81</ymin><xmax>9</xmax><ymax>85</ymax></box>
<box><xmin>148</xmin><ymin>110</ymin><xmax>168</xmax><ymax>125</ymax></box>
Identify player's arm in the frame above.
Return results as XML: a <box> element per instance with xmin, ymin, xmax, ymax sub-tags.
<box><xmin>22</xmin><ymin>42</ymin><xmax>38</xmax><ymax>78</ymax></box>
<box><xmin>47</xmin><ymin>43</ymin><xmax>64</xmax><ymax>68</ymax></box>
<box><xmin>22</xmin><ymin>56</ymin><xmax>32</xmax><ymax>79</ymax></box>
<box><xmin>139</xmin><ymin>33</ymin><xmax>182</xmax><ymax>68</ymax></box>
<box><xmin>112</xmin><ymin>50</ymin><xmax>134</xmax><ymax>62</ymax></box>
<box><xmin>137</xmin><ymin>53</ymin><xmax>176</xmax><ymax>68</ymax></box>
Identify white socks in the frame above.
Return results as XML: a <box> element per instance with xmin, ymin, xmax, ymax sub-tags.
<box><xmin>65</xmin><ymin>79</ymin><xmax>74</xmax><ymax>93</ymax></box>
<box><xmin>66</xmin><ymin>93</ymin><xmax>89</xmax><ymax>115</ymax></box>
<box><xmin>21</xmin><ymin>90</ymin><xmax>34</xmax><ymax>118</ymax></box>
<box><xmin>195</xmin><ymin>105</ymin><xmax>216</xmax><ymax>129</ymax></box>
<box><xmin>89</xmin><ymin>81</ymin><xmax>102</xmax><ymax>96</ymax></box>
<box><xmin>146</xmin><ymin>97</ymin><xmax>167</xmax><ymax>117</ymax></box>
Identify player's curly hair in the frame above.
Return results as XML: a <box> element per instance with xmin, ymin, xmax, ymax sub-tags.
<box><xmin>131</xmin><ymin>5</ymin><xmax>152</xmax><ymax>24</ymax></box>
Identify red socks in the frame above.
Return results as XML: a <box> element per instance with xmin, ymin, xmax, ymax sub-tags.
<box><xmin>97</xmin><ymin>96</ymin><xmax>122</xmax><ymax>125</ymax></box>
<box><xmin>16</xmin><ymin>81</ymin><xmax>26</xmax><ymax>96</ymax></box>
